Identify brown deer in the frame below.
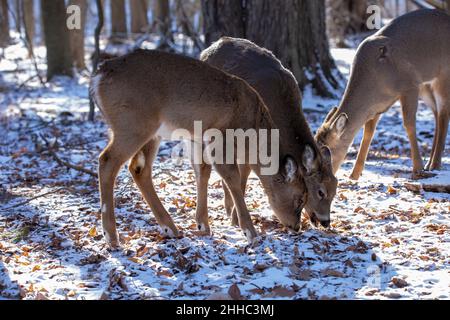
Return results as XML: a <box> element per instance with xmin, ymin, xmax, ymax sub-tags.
<box><xmin>199</xmin><ymin>37</ymin><xmax>337</xmax><ymax>229</ymax></box>
<box><xmin>316</xmin><ymin>9</ymin><xmax>450</xmax><ymax>180</ymax></box>
<box><xmin>91</xmin><ymin>49</ymin><xmax>317</xmax><ymax>247</ymax></box>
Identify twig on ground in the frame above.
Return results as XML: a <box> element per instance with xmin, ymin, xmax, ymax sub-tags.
<box><xmin>2</xmin><ymin>187</ymin><xmax>68</xmax><ymax>210</ymax></box>
<box><xmin>40</xmin><ymin>134</ymin><xmax>97</xmax><ymax>177</ymax></box>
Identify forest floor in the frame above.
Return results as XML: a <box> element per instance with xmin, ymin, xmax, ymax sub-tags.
<box><xmin>0</xmin><ymin>40</ymin><xmax>449</xmax><ymax>300</ymax></box>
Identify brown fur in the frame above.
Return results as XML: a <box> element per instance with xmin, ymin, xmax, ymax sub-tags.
<box><xmin>92</xmin><ymin>49</ymin><xmax>309</xmax><ymax>247</ymax></box>
<box><xmin>316</xmin><ymin>9</ymin><xmax>450</xmax><ymax>180</ymax></box>
<box><xmin>200</xmin><ymin>37</ymin><xmax>337</xmax><ymax>226</ymax></box>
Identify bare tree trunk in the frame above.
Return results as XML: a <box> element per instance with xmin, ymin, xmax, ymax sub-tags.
<box><xmin>202</xmin><ymin>0</ymin><xmax>342</xmax><ymax>98</ymax></box>
<box><xmin>154</xmin><ymin>0</ymin><xmax>172</xmax><ymax>47</ymax></box>
<box><xmin>69</xmin><ymin>0</ymin><xmax>87</xmax><ymax>70</ymax></box>
<box><xmin>130</xmin><ymin>0</ymin><xmax>148</xmax><ymax>34</ymax></box>
<box><xmin>326</xmin><ymin>0</ymin><xmax>369</xmax><ymax>48</ymax></box>
<box><xmin>89</xmin><ymin>0</ymin><xmax>104</xmax><ymax>121</ymax></box>
<box><xmin>0</xmin><ymin>0</ymin><xmax>10</xmax><ymax>47</ymax></box>
<box><xmin>201</xmin><ymin>0</ymin><xmax>245</xmax><ymax>45</ymax></box>
<box><xmin>41</xmin><ymin>0</ymin><xmax>73</xmax><ymax>80</ymax></box>
<box><xmin>14</xmin><ymin>0</ymin><xmax>21</xmax><ymax>33</ymax></box>
<box><xmin>110</xmin><ymin>0</ymin><xmax>127</xmax><ymax>40</ymax></box>
<box><xmin>22</xmin><ymin>0</ymin><xmax>35</xmax><ymax>56</ymax></box>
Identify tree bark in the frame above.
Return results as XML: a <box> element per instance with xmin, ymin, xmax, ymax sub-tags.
<box><xmin>69</xmin><ymin>0</ymin><xmax>87</xmax><ymax>70</ymax></box>
<box><xmin>154</xmin><ymin>0</ymin><xmax>172</xmax><ymax>47</ymax></box>
<box><xmin>201</xmin><ymin>0</ymin><xmax>245</xmax><ymax>46</ymax></box>
<box><xmin>326</xmin><ymin>0</ymin><xmax>368</xmax><ymax>48</ymax></box>
<box><xmin>130</xmin><ymin>0</ymin><xmax>148</xmax><ymax>34</ymax></box>
<box><xmin>202</xmin><ymin>0</ymin><xmax>342</xmax><ymax>98</ymax></box>
<box><xmin>110</xmin><ymin>0</ymin><xmax>127</xmax><ymax>40</ymax></box>
<box><xmin>0</xmin><ymin>0</ymin><xmax>10</xmax><ymax>47</ymax></box>
<box><xmin>22</xmin><ymin>0</ymin><xmax>35</xmax><ymax>56</ymax></box>
<box><xmin>41</xmin><ymin>0</ymin><xmax>73</xmax><ymax>80</ymax></box>
<box><xmin>14</xmin><ymin>0</ymin><xmax>21</xmax><ymax>33</ymax></box>
<box><xmin>89</xmin><ymin>0</ymin><xmax>104</xmax><ymax>121</ymax></box>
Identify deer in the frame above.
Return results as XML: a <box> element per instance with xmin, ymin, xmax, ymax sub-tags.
<box><xmin>199</xmin><ymin>37</ymin><xmax>337</xmax><ymax>229</ymax></box>
<box><xmin>316</xmin><ymin>9</ymin><xmax>450</xmax><ymax>181</ymax></box>
<box><xmin>90</xmin><ymin>49</ymin><xmax>320</xmax><ymax>248</ymax></box>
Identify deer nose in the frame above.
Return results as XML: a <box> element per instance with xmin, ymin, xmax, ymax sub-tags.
<box><xmin>320</xmin><ymin>220</ymin><xmax>330</xmax><ymax>228</ymax></box>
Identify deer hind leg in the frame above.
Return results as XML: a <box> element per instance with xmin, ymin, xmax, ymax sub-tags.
<box><xmin>214</xmin><ymin>163</ymin><xmax>257</xmax><ymax>244</ymax></box>
<box><xmin>230</xmin><ymin>164</ymin><xmax>251</xmax><ymax>227</ymax></box>
<box><xmin>429</xmin><ymin>80</ymin><xmax>450</xmax><ymax>171</ymax></box>
<box><xmin>99</xmin><ymin>135</ymin><xmax>151</xmax><ymax>248</ymax></box>
<box><xmin>420</xmin><ymin>85</ymin><xmax>439</xmax><ymax>171</ymax></box>
<box><xmin>350</xmin><ymin>115</ymin><xmax>381</xmax><ymax>180</ymax></box>
<box><xmin>129</xmin><ymin>137</ymin><xmax>179</xmax><ymax>238</ymax></box>
<box><xmin>400</xmin><ymin>90</ymin><xmax>425</xmax><ymax>179</ymax></box>
<box><xmin>223</xmin><ymin>183</ymin><xmax>234</xmax><ymax>219</ymax></box>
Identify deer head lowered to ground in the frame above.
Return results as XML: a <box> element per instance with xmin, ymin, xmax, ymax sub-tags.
<box><xmin>316</xmin><ymin>9</ymin><xmax>450</xmax><ymax>180</ymax></box>
<box><xmin>200</xmin><ymin>37</ymin><xmax>338</xmax><ymax>228</ymax></box>
<box><xmin>91</xmin><ymin>49</ymin><xmax>317</xmax><ymax>247</ymax></box>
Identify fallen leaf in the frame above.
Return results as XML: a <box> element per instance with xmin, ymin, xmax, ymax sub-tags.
<box><xmin>31</xmin><ymin>265</ymin><xmax>41</xmax><ymax>272</ymax></box>
<box><xmin>88</xmin><ymin>226</ymin><xmax>97</xmax><ymax>238</ymax></box>
<box><xmin>157</xmin><ymin>270</ymin><xmax>174</xmax><ymax>278</ymax></box>
<box><xmin>387</xmin><ymin>186</ymin><xmax>398</xmax><ymax>195</ymax></box>
<box><xmin>321</xmin><ymin>268</ymin><xmax>346</xmax><ymax>278</ymax></box>
<box><xmin>268</xmin><ymin>286</ymin><xmax>296</xmax><ymax>298</ymax></box>
<box><xmin>391</xmin><ymin>277</ymin><xmax>409</xmax><ymax>288</ymax></box>
<box><xmin>228</xmin><ymin>284</ymin><xmax>242</xmax><ymax>300</ymax></box>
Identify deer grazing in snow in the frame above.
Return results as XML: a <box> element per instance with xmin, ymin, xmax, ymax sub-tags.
<box><xmin>91</xmin><ymin>49</ymin><xmax>322</xmax><ymax>247</ymax></box>
<box><xmin>316</xmin><ymin>9</ymin><xmax>450</xmax><ymax>180</ymax></box>
<box><xmin>200</xmin><ymin>37</ymin><xmax>337</xmax><ymax>228</ymax></box>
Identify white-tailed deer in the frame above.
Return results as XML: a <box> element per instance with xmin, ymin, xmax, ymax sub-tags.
<box><xmin>91</xmin><ymin>49</ymin><xmax>315</xmax><ymax>247</ymax></box>
<box><xmin>316</xmin><ymin>9</ymin><xmax>450</xmax><ymax>180</ymax></box>
<box><xmin>200</xmin><ymin>37</ymin><xmax>337</xmax><ymax>228</ymax></box>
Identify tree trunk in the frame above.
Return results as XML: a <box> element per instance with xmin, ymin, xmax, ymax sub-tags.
<box><xmin>14</xmin><ymin>0</ymin><xmax>21</xmax><ymax>33</ymax></box>
<box><xmin>130</xmin><ymin>0</ymin><xmax>148</xmax><ymax>34</ymax></box>
<box><xmin>201</xmin><ymin>0</ymin><xmax>245</xmax><ymax>46</ymax></box>
<box><xmin>41</xmin><ymin>0</ymin><xmax>73</xmax><ymax>80</ymax></box>
<box><xmin>0</xmin><ymin>0</ymin><xmax>10</xmax><ymax>47</ymax></box>
<box><xmin>202</xmin><ymin>0</ymin><xmax>342</xmax><ymax>98</ymax></box>
<box><xmin>347</xmin><ymin>0</ymin><xmax>368</xmax><ymax>33</ymax></box>
<box><xmin>89</xmin><ymin>0</ymin><xmax>104</xmax><ymax>121</ymax></box>
<box><xmin>447</xmin><ymin>0</ymin><xmax>450</xmax><ymax>13</ymax></box>
<box><xmin>154</xmin><ymin>0</ymin><xmax>172</xmax><ymax>47</ymax></box>
<box><xmin>110</xmin><ymin>0</ymin><xmax>127</xmax><ymax>40</ymax></box>
<box><xmin>326</xmin><ymin>0</ymin><xmax>368</xmax><ymax>48</ymax></box>
<box><xmin>22</xmin><ymin>0</ymin><xmax>35</xmax><ymax>56</ymax></box>
<box><xmin>69</xmin><ymin>0</ymin><xmax>87</xmax><ymax>70</ymax></box>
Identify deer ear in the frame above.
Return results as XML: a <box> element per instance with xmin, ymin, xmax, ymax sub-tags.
<box><xmin>325</xmin><ymin>106</ymin><xmax>339</xmax><ymax>123</ymax></box>
<box><xmin>283</xmin><ymin>156</ymin><xmax>298</xmax><ymax>183</ymax></box>
<box><xmin>302</xmin><ymin>145</ymin><xmax>318</xmax><ymax>175</ymax></box>
<box><xmin>321</xmin><ymin>146</ymin><xmax>332</xmax><ymax>165</ymax></box>
<box><xmin>332</xmin><ymin>113</ymin><xmax>348</xmax><ymax>137</ymax></box>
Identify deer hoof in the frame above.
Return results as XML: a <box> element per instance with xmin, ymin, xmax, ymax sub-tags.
<box><xmin>349</xmin><ymin>171</ymin><xmax>361</xmax><ymax>181</ymax></box>
<box><xmin>243</xmin><ymin>228</ymin><xmax>258</xmax><ymax>245</ymax></box>
<box><xmin>195</xmin><ymin>223</ymin><xmax>211</xmax><ymax>236</ymax></box>
<box><xmin>104</xmin><ymin>231</ymin><xmax>121</xmax><ymax>250</ymax></box>
<box><xmin>160</xmin><ymin>225</ymin><xmax>179</xmax><ymax>238</ymax></box>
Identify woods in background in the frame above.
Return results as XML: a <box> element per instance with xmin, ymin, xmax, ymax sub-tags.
<box><xmin>1</xmin><ymin>0</ymin><xmax>449</xmax><ymax>97</ymax></box>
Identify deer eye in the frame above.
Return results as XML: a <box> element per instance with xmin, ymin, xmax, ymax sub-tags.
<box><xmin>318</xmin><ymin>190</ymin><xmax>325</xmax><ymax>199</ymax></box>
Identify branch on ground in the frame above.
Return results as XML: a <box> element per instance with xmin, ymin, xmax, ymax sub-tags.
<box><xmin>39</xmin><ymin>134</ymin><xmax>97</xmax><ymax>177</ymax></box>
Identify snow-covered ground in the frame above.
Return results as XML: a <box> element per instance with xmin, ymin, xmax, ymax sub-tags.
<box><xmin>0</xmin><ymin>40</ymin><xmax>449</xmax><ymax>300</ymax></box>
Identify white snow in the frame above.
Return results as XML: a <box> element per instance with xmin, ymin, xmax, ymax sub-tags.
<box><xmin>0</xmin><ymin>38</ymin><xmax>449</xmax><ymax>301</ymax></box>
